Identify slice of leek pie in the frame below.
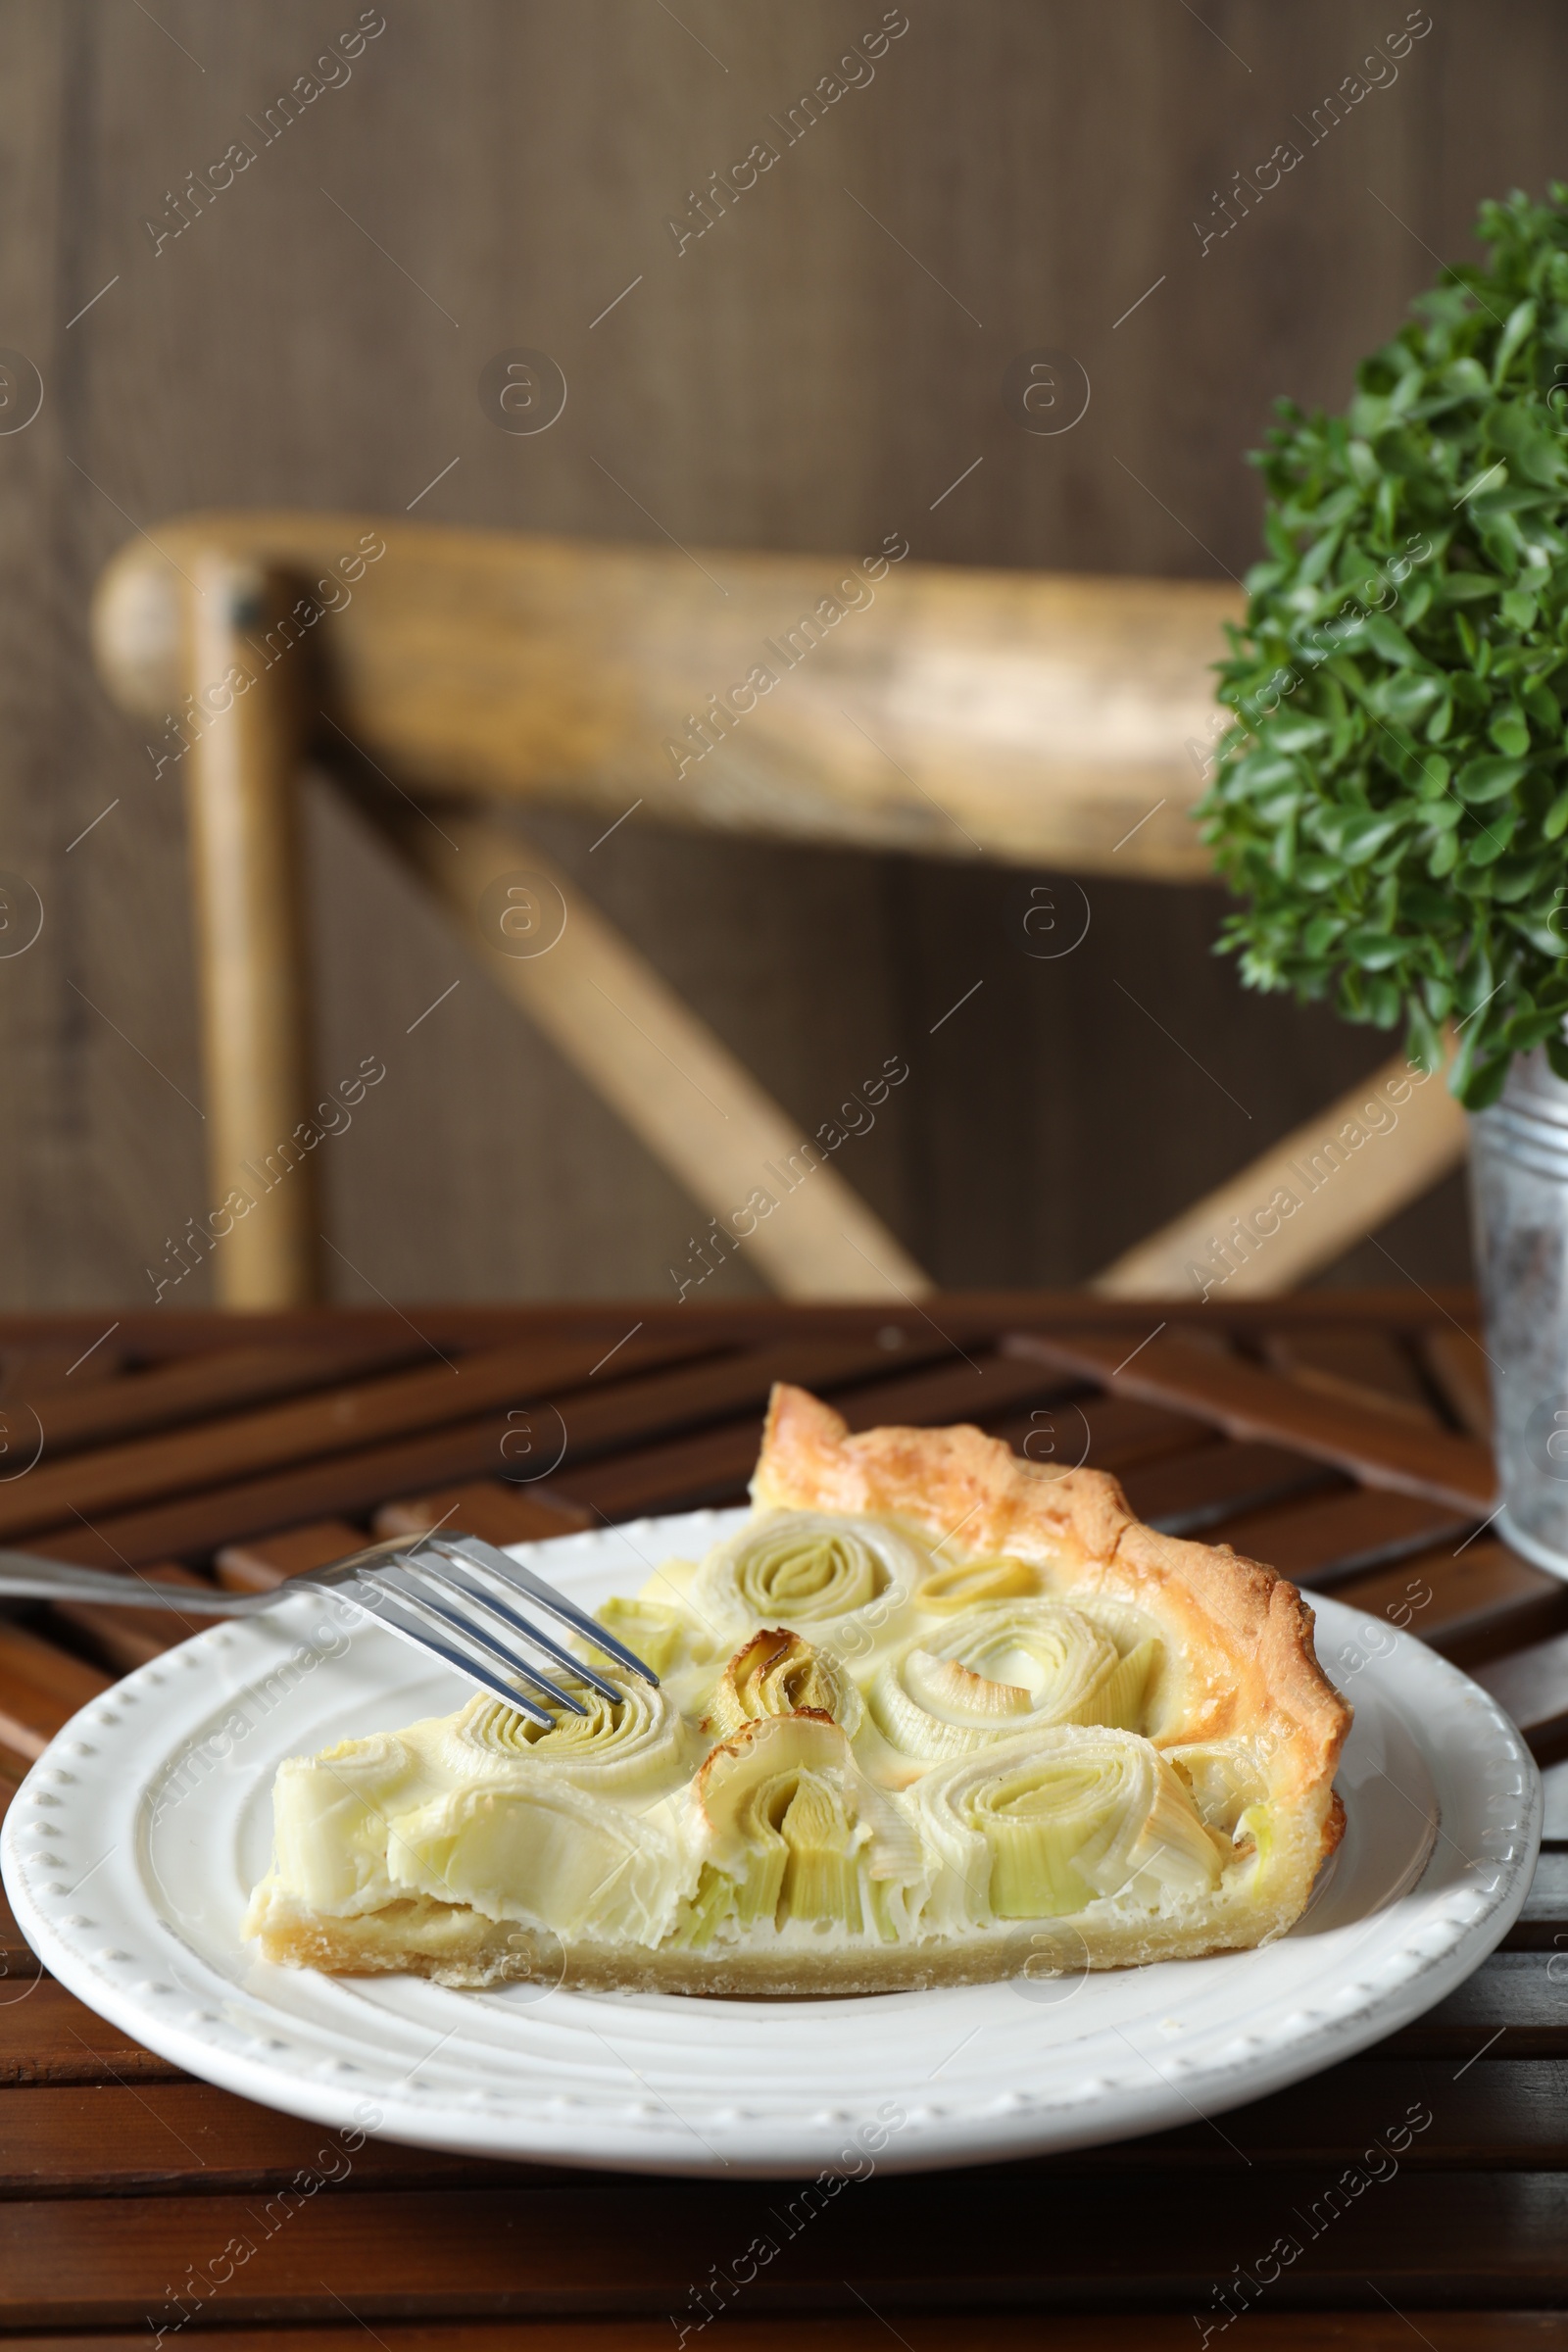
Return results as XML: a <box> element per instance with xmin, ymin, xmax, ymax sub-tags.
<box><xmin>244</xmin><ymin>1384</ymin><xmax>1351</xmax><ymax>1993</ymax></box>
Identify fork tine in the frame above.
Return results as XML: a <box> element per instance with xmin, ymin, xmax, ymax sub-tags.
<box><xmin>298</xmin><ymin>1529</ymin><xmax>657</xmax><ymax>1710</ymax></box>
<box><xmin>343</xmin><ymin>1581</ymin><xmax>557</xmax><ymax>1725</ymax></box>
<box><xmin>404</xmin><ymin>1555</ymin><xmax>624</xmax><ymax>1704</ymax></box>
<box><xmin>370</xmin><ymin>1568</ymin><xmax>590</xmax><ymax>1716</ymax></box>
<box><xmin>434</xmin><ymin>1535</ymin><xmax>660</xmax><ymax>1684</ymax></box>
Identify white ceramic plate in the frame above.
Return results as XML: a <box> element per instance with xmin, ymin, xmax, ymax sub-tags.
<box><xmin>0</xmin><ymin>1509</ymin><xmax>1542</xmax><ymax>2179</ymax></box>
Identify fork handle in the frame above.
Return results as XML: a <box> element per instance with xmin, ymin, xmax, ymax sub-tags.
<box><xmin>0</xmin><ymin>1548</ymin><xmax>262</xmax><ymax>1612</ymax></box>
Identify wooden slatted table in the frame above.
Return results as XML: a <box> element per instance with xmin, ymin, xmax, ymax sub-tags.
<box><xmin>2</xmin><ymin>1291</ymin><xmax>1566</xmax><ymax>2349</ymax></box>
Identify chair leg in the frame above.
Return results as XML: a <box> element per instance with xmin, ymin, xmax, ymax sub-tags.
<box><xmin>182</xmin><ymin>556</ymin><xmax>319</xmax><ymax>1306</ymax></box>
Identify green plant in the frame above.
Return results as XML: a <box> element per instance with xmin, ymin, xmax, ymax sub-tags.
<box><xmin>1199</xmin><ymin>185</ymin><xmax>1568</xmax><ymax>1109</ymax></box>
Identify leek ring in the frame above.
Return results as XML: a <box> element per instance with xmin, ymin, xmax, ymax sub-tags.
<box><xmin>914</xmin><ymin>1725</ymin><xmax>1222</xmax><ymax>1922</ymax></box>
<box><xmin>868</xmin><ymin>1601</ymin><xmax>1157</xmax><ymax>1761</ymax></box>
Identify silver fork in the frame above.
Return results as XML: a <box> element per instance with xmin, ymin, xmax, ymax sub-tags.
<box><xmin>0</xmin><ymin>1533</ymin><xmax>656</xmax><ymax>1726</ymax></box>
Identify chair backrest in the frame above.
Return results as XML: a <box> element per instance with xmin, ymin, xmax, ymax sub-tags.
<box><xmin>94</xmin><ymin>512</ymin><xmax>1239</xmax><ymax>879</ymax></box>
<box><xmin>92</xmin><ymin>511</ymin><xmax>1462</xmax><ymax>1316</ymax></box>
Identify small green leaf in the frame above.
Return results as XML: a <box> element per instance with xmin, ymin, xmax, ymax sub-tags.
<box><xmin>1466</xmin><ymin>810</ymin><xmax>1519</xmax><ymax>864</ymax></box>
<box><xmin>1382</xmin><ymin>672</ymin><xmax>1443</xmax><ymax>721</ymax></box>
<box><xmin>1340</xmin><ymin>927</ymin><xmax>1407</xmax><ymax>968</ymax></box>
<box><xmin>1511</xmin><ymin>907</ymin><xmax>1568</xmax><ymax>955</ymax></box>
<box><xmin>1268</xmin><ymin>716</ymin><xmax>1331</xmax><ymax>752</ymax></box>
<box><xmin>1233</xmin><ymin>752</ymin><xmax>1298</xmax><ymax>793</ymax></box>
<box><xmin>1544</xmin><ymin>786</ymin><xmax>1568</xmax><ymax>838</ymax></box>
<box><xmin>1490</xmin><ymin>702</ymin><xmax>1532</xmax><ymax>755</ymax></box>
<box><xmin>1504</xmin><ymin>1004</ymin><xmax>1563</xmax><ymax>1053</ymax></box>
<box><xmin>1493</xmin><ymin>855</ymin><xmax>1545</xmax><ymax>903</ymax></box>
<box><xmin>1297</xmin><ymin>530</ymin><xmax>1345</xmax><ymax>588</ymax></box>
<box><xmin>1407</xmin><ymin>1001</ymin><xmax>1443</xmax><ymax>1073</ymax></box>
<box><xmin>1400</xmin><ymin>574</ymin><xmax>1436</xmax><ymax>626</ymax></box>
<box><xmin>1438</xmin><ymin>571</ymin><xmax>1502</xmax><ymax>604</ymax></box>
<box><xmin>1364</xmin><ymin>973</ymin><xmax>1403</xmax><ymax>1026</ymax></box>
<box><xmin>1411</xmin><ymin>753</ymin><xmax>1452</xmax><ymax>799</ymax></box>
<box><xmin>1346</xmin><ymin>438</ymin><xmax>1380</xmax><ymax>488</ymax></box>
<box><xmin>1455</xmin><ymin>754</ymin><xmax>1529</xmax><ymax>801</ymax></box>
<box><xmin>1441</xmin><ymin>357</ymin><xmax>1491</xmax><ymax>401</ymax></box>
<box><xmin>1494</xmin><ymin>297</ymin><xmax>1538</xmax><ymax>381</ymax></box>
<box><xmin>1457</xmin><ymin>458</ymin><xmax>1511</xmax><ymax>504</ymax></box>
<box><xmin>1490</xmin><ymin>390</ymin><xmax>1562</xmax><ymax>480</ymax></box>
<box><xmin>1313</xmin><ymin>808</ymin><xmax>1404</xmax><ymax>862</ymax></box>
<box><xmin>1363</xmin><ymin>615</ymin><xmax>1420</xmax><ymax>664</ymax></box>
<box><xmin>1459</xmin><ymin>1053</ymin><xmax>1512</xmax><ymax>1110</ymax></box>
<box><xmin>1269</xmin><ymin>818</ymin><xmax>1298</xmax><ymax>879</ymax></box>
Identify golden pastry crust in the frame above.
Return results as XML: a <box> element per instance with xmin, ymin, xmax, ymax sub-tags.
<box><xmin>250</xmin><ymin>1887</ymin><xmax>1298</xmax><ymax>1993</ymax></box>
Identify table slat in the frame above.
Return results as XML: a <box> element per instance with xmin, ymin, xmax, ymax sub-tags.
<box><xmin>0</xmin><ymin>1624</ymin><xmax>110</xmax><ymax>1763</ymax></box>
<box><xmin>1008</xmin><ymin>1328</ymin><xmax>1495</xmax><ymax>1510</ymax></box>
<box><xmin>987</xmin><ymin>1390</ymin><xmax>1216</xmax><ymax>1475</ymax></box>
<box><xmin>0</xmin><ymin>2324</ymin><xmax>1561</xmax><ymax>2352</ymax></box>
<box><xmin>1419</xmin><ymin>1326</ymin><xmax>1495</xmax><ymax>1442</ymax></box>
<box><xmin>555</xmin><ymin>1418</ymin><xmax>763</xmax><ymax>1517</ymax></box>
<box><xmin>4</xmin><ymin>2174</ymin><xmax>1568</xmax><ymax>2328</ymax></box>
<box><xmin>1261</xmin><ymin>1327</ymin><xmax>1442</xmax><ymax>1425</ymax></box>
<box><xmin>215</xmin><ymin>1518</ymin><xmax>373</xmax><ymax>1592</ymax></box>
<box><xmin>1476</xmin><ymin>1633</ymin><xmax>1568</xmax><ymax>1764</ymax></box>
<box><xmin>15</xmin><ymin>1337</ymin><xmax>428</xmax><ymax>1458</ymax></box>
<box><xmin>1506</xmin><ymin>1848</ymin><xmax>1568</xmax><ymax>1942</ymax></box>
<box><xmin>6</xmin><ymin>2059</ymin><xmax>1564</xmax><ymax>2196</ymax></box>
<box><xmin>47</xmin><ymin>1560</ymin><xmax>233</xmax><ymax>1673</ymax></box>
<box><xmin>0</xmin><ymin>1981</ymin><xmax>187</xmax><ymax>2084</ymax></box>
<box><xmin>0</xmin><ymin>1333</ymin><xmax>716</xmax><ymax>1544</ymax></box>
<box><xmin>1371</xmin><ymin>1952</ymin><xmax>1562</xmax><ymax>2054</ymax></box>
<box><xmin>0</xmin><ymin>2081</ymin><xmax>522</xmax><ymax>2194</ymax></box>
<box><xmin>1329</xmin><ymin>1540</ymin><xmax>1568</xmax><ymax>1671</ymax></box>
<box><xmin>1207</xmin><ymin>1486</ymin><xmax>1473</xmax><ymax>1587</ymax></box>
<box><xmin>0</xmin><ymin>1340</ymin><xmax>124</xmax><ymax>1393</ymax></box>
<box><xmin>1118</xmin><ymin>1439</ymin><xmax>1340</xmax><ymax>1537</ymax></box>
<box><xmin>556</xmin><ymin>1348</ymin><xmax>1085</xmax><ymax>1518</ymax></box>
<box><xmin>372</xmin><ymin>1479</ymin><xmax>593</xmax><ymax>1544</ymax></box>
<box><xmin>24</xmin><ymin>1413</ymin><xmax>557</xmax><ymax>1566</ymax></box>
<box><xmin>24</xmin><ymin>1336</ymin><xmax>862</xmax><ymax>1567</ymax></box>
<box><xmin>826</xmin><ymin>1350</ymin><xmax>1074</xmax><ymax>1430</ymax></box>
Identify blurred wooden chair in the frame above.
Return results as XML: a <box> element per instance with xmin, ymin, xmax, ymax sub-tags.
<box><xmin>90</xmin><ymin>513</ymin><xmax>1465</xmax><ymax>1306</ymax></box>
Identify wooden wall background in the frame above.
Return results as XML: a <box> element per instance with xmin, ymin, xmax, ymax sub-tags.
<box><xmin>0</xmin><ymin>0</ymin><xmax>1556</xmax><ymax>1308</ymax></box>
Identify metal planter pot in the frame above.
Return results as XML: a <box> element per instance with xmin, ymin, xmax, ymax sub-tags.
<box><xmin>1471</xmin><ymin>1046</ymin><xmax>1568</xmax><ymax>1579</ymax></box>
